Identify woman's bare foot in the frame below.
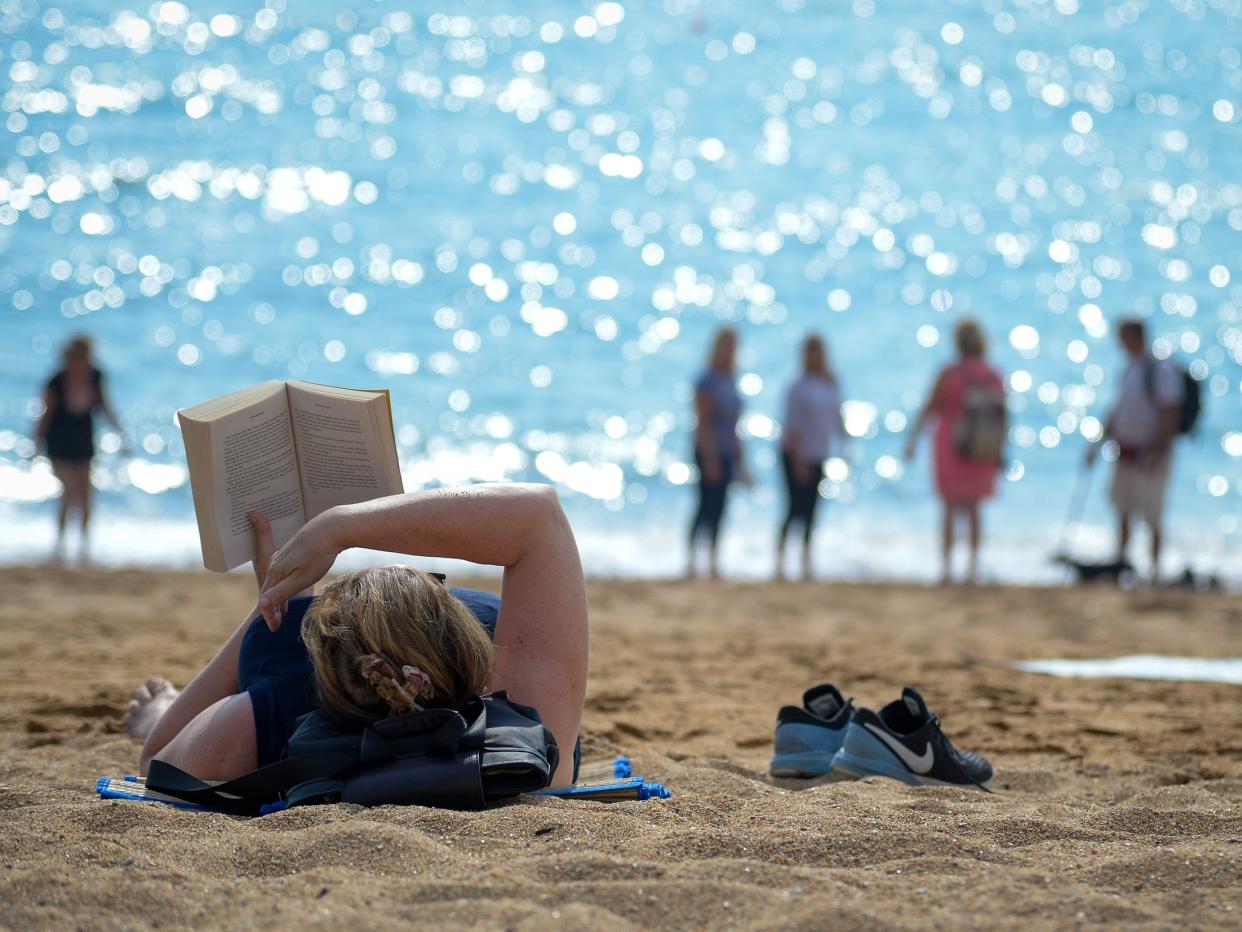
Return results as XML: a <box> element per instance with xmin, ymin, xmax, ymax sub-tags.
<box><xmin>123</xmin><ymin>676</ymin><xmax>179</xmax><ymax>740</ymax></box>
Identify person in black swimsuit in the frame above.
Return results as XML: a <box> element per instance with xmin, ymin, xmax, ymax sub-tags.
<box><xmin>34</xmin><ymin>335</ymin><xmax>123</xmax><ymax>561</ymax></box>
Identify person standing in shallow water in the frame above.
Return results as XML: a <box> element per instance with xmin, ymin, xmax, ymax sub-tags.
<box><xmin>904</xmin><ymin>319</ymin><xmax>1006</xmax><ymax>585</ymax></box>
<box><xmin>687</xmin><ymin>327</ymin><xmax>749</xmax><ymax>579</ymax></box>
<box><xmin>34</xmin><ymin>335</ymin><xmax>124</xmax><ymax>563</ymax></box>
<box><xmin>1085</xmin><ymin>317</ymin><xmax>1184</xmax><ymax>582</ymax></box>
<box><xmin>777</xmin><ymin>334</ymin><xmax>844</xmax><ymax>581</ymax></box>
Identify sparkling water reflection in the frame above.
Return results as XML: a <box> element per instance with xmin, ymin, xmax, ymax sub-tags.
<box><xmin>0</xmin><ymin>1</ymin><xmax>1239</xmax><ymax>579</ymax></box>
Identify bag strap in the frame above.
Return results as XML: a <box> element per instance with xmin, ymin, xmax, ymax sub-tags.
<box><xmin>147</xmin><ymin>697</ymin><xmax>505</xmax><ymax>815</ymax></box>
<box><xmin>147</xmin><ymin>751</ymin><xmax>360</xmax><ymax>815</ymax></box>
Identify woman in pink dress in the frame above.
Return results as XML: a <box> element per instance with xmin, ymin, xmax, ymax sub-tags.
<box><xmin>904</xmin><ymin>320</ymin><xmax>1006</xmax><ymax>584</ymax></box>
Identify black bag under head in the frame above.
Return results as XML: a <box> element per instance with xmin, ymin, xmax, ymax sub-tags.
<box><xmin>146</xmin><ymin>692</ymin><xmax>559</xmax><ymax>815</ymax></box>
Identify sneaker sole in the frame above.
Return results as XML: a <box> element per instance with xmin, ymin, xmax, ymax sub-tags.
<box><xmin>831</xmin><ymin>727</ymin><xmax>991</xmax><ymax>791</ymax></box>
<box><xmin>831</xmin><ymin>750</ymin><xmax>921</xmax><ymax>786</ymax></box>
<box><xmin>769</xmin><ymin>750</ymin><xmax>839</xmax><ymax>778</ymax></box>
<box><xmin>835</xmin><ymin>760</ymin><xmax>991</xmax><ymax>791</ymax></box>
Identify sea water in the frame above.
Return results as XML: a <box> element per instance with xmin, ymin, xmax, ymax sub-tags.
<box><xmin>0</xmin><ymin>1</ymin><xmax>1239</xmax><ymax>581</ymax></box>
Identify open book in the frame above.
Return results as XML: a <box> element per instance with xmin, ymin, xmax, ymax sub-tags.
<box><xmin>179</xmin><ymin>380</ymin><xmax>403</xmax><ymax>572</ymax></box>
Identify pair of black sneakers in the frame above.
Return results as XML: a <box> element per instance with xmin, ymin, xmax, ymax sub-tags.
<box><xmin>770</xmin><ymin>684</ymin><xmax>993</xmax><ymax>791</ymax></box>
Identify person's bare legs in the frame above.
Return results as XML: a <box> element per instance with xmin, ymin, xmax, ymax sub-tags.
<box><xmin>1116</xmin><ymin>513</ymin><xmax>1131</xmax><ymax>564</ymax></box>
<box><xmin>149</xmin><ymin>692</ymin><xmax>259</xmax><ymax>781</ymax></box>
<box><xmin>775</xmin><ymin>522</ymin><xmax>789</xmax><ymax>581</ymax></box>
<box><xmin>128</xmin><ymin>513</ymin><xmax>302</xmax><ymax>779</ymax></box>
<box><xmin>130</xmin><ymin>609</ymin><xmax>255</xmax><ymax>776</ymax></box>
<box><xmin>694</xmin><ymin>474</ymin><xmax>727</xmax><ymax>581</ymax></box>
<box><xmin>705</xmin><ymin>516</ymin><xmax>722</xmax><ymax>580</ymax></box>
<box><xmin>53</xmin><ymin>503</ymin><xmax>69</xmax><ymax>562</ymax></box>
<box><xmin>965</xmin><ymin>501</ymin><xmax>981</xmax><ymax>585</ymax></box>
<box><xmin>75</xmin><ymin>461</ymin><xmax>93</xmax><ymax>564</ymax></box>
<box><xmin>51</xmin><ymin>461</ymin><xmax>92</xmax><ymax>564</ymax></box>
<box><xmin>132</xmin><ymin>587</ymin><xmax>310</xmax><ymax>780</ymax></box>
<box><xmin>687</xmin><ymin>479</ymin><xmax>710</xmax><ymax>579</ymax></box>
<box><xmin>940</xmin><ymin>502</ymin><xmax>956</xmax><ymax>585</ymax></box>
<box><xmin>776</xmin><ymin>482</ymin><xmax>800</xmax><ymax>580</ymax></box>
<box><xmin>800</xmin><ymin>522</ymin><xmax>814</xmax><ymax>581</ymax></box>
<box><xmin>49</xmin><ymin>460</ymin><xmax>76</xmax><ymax>561</ymax></box>
<box><xmin>124</xmin><ymin>676</ymin><xmax>180</xmax><ymax>739</ymax></box>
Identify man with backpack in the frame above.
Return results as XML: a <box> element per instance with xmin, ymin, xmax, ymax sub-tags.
<box><xmin>1087</xmin><ymin>317</ymin><xmax>1195</xmax><ymax>582</ymax></box>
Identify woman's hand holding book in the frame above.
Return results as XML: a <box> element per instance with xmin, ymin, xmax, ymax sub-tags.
<box><xmin>254</xmin><ymin>507</ymin><xmax>345</xmax><ymax>631</ymax></box>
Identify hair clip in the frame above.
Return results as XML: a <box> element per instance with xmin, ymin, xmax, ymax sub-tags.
<box><xmin>358</xmin><ymin>654</ymin><xmax>421</xmax><ymax>714</ymax></box>
<box><xmin>402</xmin><ymin>665</ymin><xmax>434</xmax><ymax>703</ymax></box>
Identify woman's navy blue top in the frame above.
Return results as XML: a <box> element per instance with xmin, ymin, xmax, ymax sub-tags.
<box><xmin>694</xmin><ymin>369</ymin><xmax>741</xmax><ymax>459</ymax></box>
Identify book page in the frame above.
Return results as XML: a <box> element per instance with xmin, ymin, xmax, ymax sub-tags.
<box><xmin>205</xmin><ymin>392</ymin><xmax>306</xmax><ymax>570</ymax></box>
<box><xmin>287</xmin><ymin>381</ymin><xmax>403</xmax><ymax>519</ymax></box>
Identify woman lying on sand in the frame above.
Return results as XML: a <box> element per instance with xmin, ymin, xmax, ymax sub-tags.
<box><xmin>124</xmin><ymin>485</ymin><xmax>588</xmax><ymax>787</ymax></box>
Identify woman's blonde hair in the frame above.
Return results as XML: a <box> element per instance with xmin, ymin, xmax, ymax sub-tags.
<box><xmin>954</xmin><ymin>319</ymin><xmax>987</xmax><ymax>358</ymax></box>
<box><xmin>302</xmin><ymin>566</ymin><xmax>495</xmax><ymax>724</ymax></box>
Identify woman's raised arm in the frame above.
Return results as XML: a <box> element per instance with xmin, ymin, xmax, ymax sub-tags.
<box><xmin>257</xmin><ymin>485</ymin><xmax>576</xmax><ymax>622</ymax></box>
<box><xmin>257</xmin><ymin>484</ymin><xmax>589</xmax><ymax>784</ymax></box>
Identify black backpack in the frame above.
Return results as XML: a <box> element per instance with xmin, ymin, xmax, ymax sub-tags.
<box><xmin>1145</xmin><ymin>360</ymin><xmax>1202</xmax><ymax>435</ymax></box>
<box><xmin>146</xmin><ymin>692</ymin><xmax>559</xmax><ymax>815</ymax></box>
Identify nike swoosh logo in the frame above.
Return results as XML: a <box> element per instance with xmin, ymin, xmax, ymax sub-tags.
<box><xmin>864</xmin><ymin>724</ymin><xmax>934</xmax><ymax>774</ymax></box>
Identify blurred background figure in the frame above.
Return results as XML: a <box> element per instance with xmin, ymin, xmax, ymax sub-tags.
<box><xmin>687</xmin><ymin>327</ymin><xmax>749</xmax><ymax>579</ymax></box>
<box><xmin>34</xmin><ymin>335</ymin><xmax>123</xmax><ymax>563</ymax></box>
<box><xmin>905</xmin><ymin>320</ymin><xmax>1006</xmax><ymax>585</ymax></box>
<box><xmin>1086</xmin><ymin>318</ymin><xmax>1188</xmax><ymax>583</ymax></box>
<box><xmin>776</xmin><ymin>334</ymin><xmax>844</xmax><ymax>580</ymax></box>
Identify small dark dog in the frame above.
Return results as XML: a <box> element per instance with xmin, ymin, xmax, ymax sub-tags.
<box><xmin>1052</xmin><ymin>553</ymin><xmax>1135</xmax><ymax>585</ymax></box>
<box><xmin>1053</xmin><ymin>554</ymin><xmax>1223</xmax><ymax>589</ymax></box>
<box><xmin>1171</xmin><ymin>568</ymin><xmax>1223</xmax><ymax>591</ymax></box>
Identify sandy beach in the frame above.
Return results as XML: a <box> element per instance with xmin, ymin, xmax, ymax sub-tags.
<box><xmin>0</xmin><ymin>565</ymin><xmax>1238</xmax><ymax>929</ymax></box>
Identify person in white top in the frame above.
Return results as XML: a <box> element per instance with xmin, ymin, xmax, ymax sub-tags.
<box><xmin>777</xmin><ymin>335</ymin><xmax>844</xmax><ymax>580</ymax></box>
<box><xmin>1086</xmin><ymin>318</ymin><xmax>1184</xmax><ymax>580</ymax></box>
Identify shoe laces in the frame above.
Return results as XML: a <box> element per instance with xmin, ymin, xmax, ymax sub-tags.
<box><xmin>928</xmin><ymin>713</ymin><xmax>957</xmax><ymax>754</ymax></box>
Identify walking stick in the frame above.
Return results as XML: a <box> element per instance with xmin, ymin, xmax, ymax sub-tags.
<box><xmin>1056</xmin><ymin>460</ymin><xmax>1093</xmax><ymax>554</ymax></box>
